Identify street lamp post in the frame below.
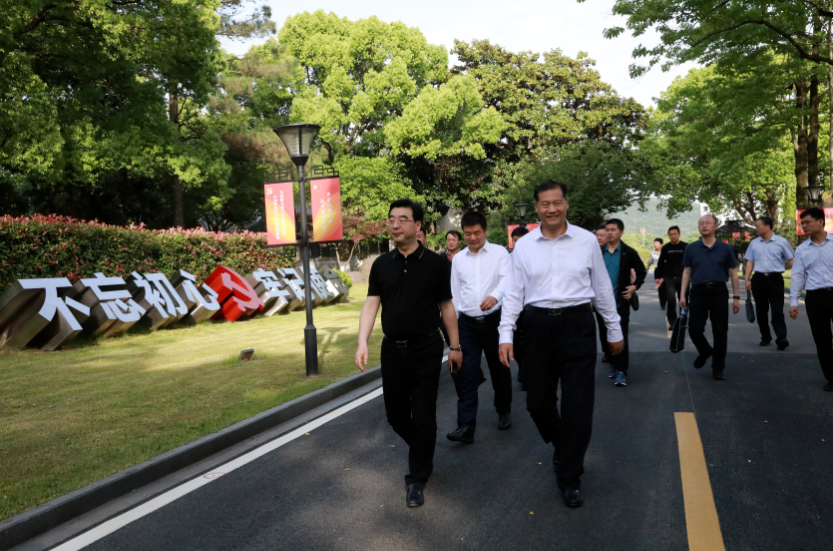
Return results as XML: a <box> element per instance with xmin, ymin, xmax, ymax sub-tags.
<box><xmin>274</xmin><ymin>123</ymin><xmax>321</xmax><ymax>376</ymax></box>
<box><xmin>514</xmin><ymin>203</ymin><xmax>529</xmax><ymax>228</ymax></box>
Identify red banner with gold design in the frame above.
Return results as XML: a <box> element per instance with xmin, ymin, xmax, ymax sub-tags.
<box><xmin>264</xmin><ymin>182</ymin><xmax>296</xmax><ymax>246</ymax></box>
<box><xmin>311</xmin><ymin>177</ymin><xmax>343</xmax><ymax>242</ymax></box>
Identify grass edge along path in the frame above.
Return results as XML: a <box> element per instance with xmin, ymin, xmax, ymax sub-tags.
<box><xmin>0</xmin><ymin>284</ymin><xmax>381</xmax><ymax>521</ymax></box>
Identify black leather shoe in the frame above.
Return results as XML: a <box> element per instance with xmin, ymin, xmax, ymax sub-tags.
<box><xmin>824</xmin><ymin>383</ymin><xmax>833</xmax><ymax>392</ymax></box>
<box><xmin>562</xmin><ymin>488</ymin><xmax>583</xmax><ymax>508</ymax></box>
<box><xmin>776</xmin><ymin>339</ymin><xmax>789</xmax><ymax>351</ymax></box>
<box><xmin>446</xmin><ymin>425</ymin><xmax>475</xmax><ymax>443</ymax></box>
<box><xmin>694</xmin><ymin>351</ymin><xmax>713</xmax><ymax>369</ymax></box>
<box><xmin>552</xmin><ymin>447</ymin><xmax>560</xmax><ymax>474</ymax></box>
<box><xmin>759</xmin><ymin>339</ymin><xmax>771</xmax><ymax>346</ymax></box>
<box><xmin>712</xmin><ymin>369</ymin><xmax>725</xmax><ymax>380</ymax></box>
<box><xmin>405</xmin><ymin>484</ymin><xmax>424</xmax><ymax>507</ymax></box>
<box><xmin>498</xmin><ymin>413</ymin><xmax>512</xmax><ymax>430</ymax></box>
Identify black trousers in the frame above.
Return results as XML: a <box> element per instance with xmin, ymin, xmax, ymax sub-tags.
<box><xmin>658</xmin><ymin>280</ymin><xmax>667</xmax><ymax>308</ymax></box>
<box><xmin>380</xmin><ymin>333</ymin><xmax>444</xmax><ymax>487</ymax></box>
<box><xmin>751</xmin><ymin>272</ymin><xmax>787</xmax><ymax>342</ymax></box>
<box><xmin>453</xmin><ymin>311</ymin><xmax>512</xmax><ymax>427</ymax></box>
<box><xmin>688</xmin><ymin>285</ymin><xmax>729</xmax><ymax>370</ymax></box>
<box><xmin>804</xmin><ymin>290</ymin><xmax>833</xmax><ymax>383</ymax></box>
<box><xmin>522</xmin><ymin>307</ymin><xmax>596</xmax><ymax>491</ymax></box>
<box><xmin>666</xmin><ymin>275</ymin><xmax>683</xmax><ymax>326</ymax></box>
<box><xmin>598</xmin><ymin>304</ymin><xmax>630</xmax><ymax>373</ymax></box>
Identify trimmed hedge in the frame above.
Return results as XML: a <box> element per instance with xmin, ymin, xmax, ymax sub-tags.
<box><xmin>0</xmin><ymin>214</ymin><xmax>296</xmax><ymax>288</ymax></box>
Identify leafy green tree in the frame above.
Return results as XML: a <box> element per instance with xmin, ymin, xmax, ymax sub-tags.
<box><xmin>1</xmin><ymin>0</ymin><xmax>229</xmax><ymax>227</ymax></box>
<box><xmin>643</xmin><ymin>66</ymin><xmax>796</xmax><ymax>225</ymax></box>
<box><xmin>599</xmin><ymin>0</ymin><xmax>831</xmax><ymax>205</ymax></box>
<box><xmin>451</xmin><ymin>40</ymin><xmax>647</xmax><ymax>161</ymax></box>
<box><xmin>497</xmin><ymin>141</ymin><xmax>651</xmax><ymax>230</ymax></box>
<box><xmin>277</xmin><ymin>11</ymin><xmax>505</xmax><ymax>219</ymax></box>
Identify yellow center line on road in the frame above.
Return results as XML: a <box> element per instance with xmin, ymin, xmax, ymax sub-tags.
<box><xmin>674</xmin><ymin>412</ymin><xmax>726</xmax><ymax>551</ymax></box>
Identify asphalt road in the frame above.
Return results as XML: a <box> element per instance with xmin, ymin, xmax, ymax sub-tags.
<box><xmin>64</xmin><ymin>277</ymin><xmax>833</xmax><ymax>550</ymax></box>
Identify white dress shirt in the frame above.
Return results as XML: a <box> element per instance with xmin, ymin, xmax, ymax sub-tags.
<box><xmin>451</xmin><ymin>240</ymin><xmax>510</xmax><ymax>318</ymax></box>
<box><xmin>745</xmin><ymin>234</ymin><xmax>794</xmax><ymax>273</ymax></box>
<box><xmin>790</xmin><ymin>234</ymin><xmax>833</xmax><ymax>306</ymax></box>
<box><xmin>499</xmin><ymin>223</ymin><xmax>622</xmax><ymax>344</ymax></box>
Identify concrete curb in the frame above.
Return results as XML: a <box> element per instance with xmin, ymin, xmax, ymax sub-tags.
<box><xmin>0</xmin><ymin>366</ymin><xmax>382</xmax><ymax>551</ymax></box>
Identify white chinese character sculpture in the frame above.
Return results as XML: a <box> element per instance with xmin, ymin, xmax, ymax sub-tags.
<box><xmin>0</xmin><ymin>278</ymin><xmax>91</xmax><ymax>350</ymax></box>
<box><xmin>279</xmin><ymin>268</ymin><xmax>307</xmax><ymax>311</ymax></box>
<box><xmin>127</xmin><ymin>272</ymin><xmax>189</xmax><ymax>331</ymax></box>
<box><xmin>73</xmin><ymin>273</ymin><xmax>147</xmax><ymax>338</ymax></box>
<box><xmin>246</xmin><ymin>269</ymin><xmax>294</xmax><ymax>316</ymax></box>
<box><xmin>170</xmin><ymin>270</ymin><xmax>222</xmax><ymax>325</ymax></box>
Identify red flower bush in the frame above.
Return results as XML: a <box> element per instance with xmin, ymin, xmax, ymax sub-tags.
<box><xmin>0</xmin><ymin>214</ymin><xmax>295</xmax><ymax>287</ymax></box>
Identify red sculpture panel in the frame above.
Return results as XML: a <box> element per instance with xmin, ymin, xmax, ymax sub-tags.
<box><xmin>203</xmin><ymin>266</ymin><xmax>264</xmax><ymax>321</ymax></box>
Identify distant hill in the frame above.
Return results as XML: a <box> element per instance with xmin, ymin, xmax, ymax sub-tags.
<box><xmin>610</xmin><ymin>198</ymin><xmax>701</xmax><ymax>239</ymax></box>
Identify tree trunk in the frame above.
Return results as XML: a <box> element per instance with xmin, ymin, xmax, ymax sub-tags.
<box><xmin>828</xmin><ymin>9</ymin><xmax>833</xmax><ymax>205</ymax></box>
<box><xmin>793</xmin><ymin>81</ymin><xmax>810</xmax><ymax>207</ymax></box>
<box><xmin>169</xmin><ymin>93</ymin><xmax>184</xmax><ymax>227</ymax></box>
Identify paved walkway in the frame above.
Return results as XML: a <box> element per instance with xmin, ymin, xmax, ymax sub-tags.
<box><xmin>55</xmin><ymin>278</ymin><xmax>833</xmax><ymax>550</ymax></box>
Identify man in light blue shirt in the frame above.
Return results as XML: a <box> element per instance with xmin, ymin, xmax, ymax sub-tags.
<box><xmin>790</xmin><ymin>208</ymin><xmax>833</xmax><ymax>391</ymax></box>
<box><xmin>744</xmin><ymin>216</ymin><xmax>794</xmax><ymax>349</ymax></box>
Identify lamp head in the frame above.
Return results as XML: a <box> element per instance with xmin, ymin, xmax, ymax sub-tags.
<box><xmin>273</xmin><ymin>123</ymin><xmax>321</xmax><ymax>168</ymax></box>
<box><xmin>808</xmin><ymin>181</ymin><xmax>823</xmax><ymax>206</ymax></box>
<box><xmin>514</xmin><ymin>202</ymin><xmax>529</xmax><ymax>219</ymax></box>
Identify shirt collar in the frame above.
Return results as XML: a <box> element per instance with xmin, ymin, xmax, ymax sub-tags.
<box><xmin>604</xmin><ymin>242</ymin><xmax>622</xmax><ymax>254</ymax></box>
<box><xmin>807</xmin><ymin>234</ymin><xmax>833</xmax><ymax>246</ymax></box>
<box><xmin>392</xmin><ymin>242</ymin><xmax>426</xmax><ymax>259</ymax></box>
<box><xmin>533</xmin><ymin>222</ymin><xmax>573</xmax><ymax>241</ymax></box>
<box><xmin>464</xmin><ymin>240</ymin><xmax>492</xmax><ymax>255</ymax></box>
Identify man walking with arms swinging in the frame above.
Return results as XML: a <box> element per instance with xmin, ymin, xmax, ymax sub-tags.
<box><xmin>355</xmin><ymin>199</ymin><xmax>462</xmax><ymax>508</ymax></box>
<box><xmin>498</xmin><ymin>181</ymin><xmax>623</xmax><ymax>508</ymax></box>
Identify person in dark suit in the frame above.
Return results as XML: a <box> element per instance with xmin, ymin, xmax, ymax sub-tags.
<box><xmin>598</xmin><ymin>218</ymin><xmax>647</xmax><ymax>386</ymax></box>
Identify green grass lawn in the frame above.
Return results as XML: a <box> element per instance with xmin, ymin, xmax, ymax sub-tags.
<box><xmin>0</xmin><ymin>284</ymin><xmax>381</xmax><ymax>521</ymax></box>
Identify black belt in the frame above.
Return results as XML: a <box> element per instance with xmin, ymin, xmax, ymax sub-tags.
<box><xmin>754</xmin><ymin>272</ymin><xmax>783</xmax><ymax>277</ymax></box>
<box><xmin>384</xmin><ymin>330</ymin><xmax>440</xmax><ymax>348</ymax></box>
<box><xmin>692</xmin><ymin>281</ymin><xmax>727</xmax><ymax>289</ymax></box>
<box><xmin>459</xmin><ymin>308</ymin><xmax>501</xmax><ymax>324</ymax></box>
<box><xmin>807</xmin><ymin>287</ymin><xmax>833</xmax><ymax>293</ymax></box>
<box><xmin>523</xmin><ymin>303</ymin><xmax>592</xmax><ymax>316</ymax></box>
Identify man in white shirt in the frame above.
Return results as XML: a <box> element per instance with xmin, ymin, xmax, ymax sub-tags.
<box><xmin>448</xmin><ymin>212</ymin><xmax>512</xmax><ymax>443</ymax></box>
<box><xmin>498</xmin><ymin>181</ymin><xmax>623</xmax><ymax>508</ymax></box>
<box><xmin>744</xmin><ymin>216</ymin><xmax>794</xmax><ymax>349</ymax></box>
<box><xmin>790</xmin><ymin>208</ymin><xmax>833</xmax><ymax>391</ymax></box>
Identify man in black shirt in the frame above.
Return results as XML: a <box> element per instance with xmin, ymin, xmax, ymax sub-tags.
<box><xmin>679</xmin><ymin>214</ymin><xmax>740</xmax><ymax>380</ymax></box>
<box><xmin>655</xmin><ymin>226</ymin><xmax>688</xmax><ymax>328</ymax></box>
<box><xmin>355</xmin><ymin>199</ymin><xmax>462</xmax><ymax>508</ymax></box>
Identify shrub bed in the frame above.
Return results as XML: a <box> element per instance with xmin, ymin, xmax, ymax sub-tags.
<box><xmin>0</xmin><ymin>214</ymin><xmax>295</xmax><ymax>287</ymax></box>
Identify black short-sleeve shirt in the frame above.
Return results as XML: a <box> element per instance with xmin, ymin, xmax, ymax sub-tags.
<box><xmin>368</xmin><ymin>243</ymin><xmax>453</xmax><ymax>340</ymax></box>
<box><xmin>682</xmin><ymin>238</ymin><xmax>739</xmax><ymax>285</ymax></box>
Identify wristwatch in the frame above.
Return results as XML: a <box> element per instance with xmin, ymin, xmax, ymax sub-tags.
<box><xmin>449</xmin><ymin>345</ymin><xmax>462</xmax><ymax>352</ymax></box>
<box><xmin>733</xmin><ymin>296</ymin><xmax>740</xmax><ymax>300</ymax></box>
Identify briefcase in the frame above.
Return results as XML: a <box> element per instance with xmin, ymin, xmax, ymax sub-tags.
<box><xmin>670</xmin><ymin>309</ymin><xmax>688</xmax><ymax>353</ymax></box>
<box><xmin>745</xmin><ymin>290</ymin><xmax>755</xmax><ymax>323</ymax></box>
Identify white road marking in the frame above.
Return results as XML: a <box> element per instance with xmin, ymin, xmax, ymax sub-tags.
<box><xmin>52</xmin><ymin>387</ymin><xmax>384</xmax><ymax>551</ymax></box>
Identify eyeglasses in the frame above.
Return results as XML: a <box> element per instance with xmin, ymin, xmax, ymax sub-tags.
<box><xmin>386</xmin><ymin>217</ymin><xmax>414</xmax><ymax>225</ymax></box>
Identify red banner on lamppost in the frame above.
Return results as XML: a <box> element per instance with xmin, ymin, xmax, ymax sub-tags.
<box><xmin>311</xmin><ymin>177</ymin><xmax>343</xmax><ymax>242</ymax></box>
<box><xmin>264</xmin><ymin>182</ymin><xmax>296</xmax><ymax>246</ymax></box>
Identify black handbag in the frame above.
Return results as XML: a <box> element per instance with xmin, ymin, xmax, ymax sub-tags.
<box><xmin>631</xmin><ymin>292</ymin><xmax>640</xmax><ymax>311</ymax></box>
<box><xmin>670</xmin><ymin>309</ymin><xmax>688</xmax><ymax>353</ymax></box>
<box><xmin>745</xmin><ymin>290</ymin><xmax>755</xmax><ymax>323</ymax></box>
